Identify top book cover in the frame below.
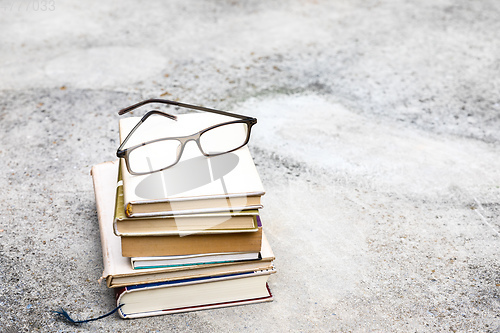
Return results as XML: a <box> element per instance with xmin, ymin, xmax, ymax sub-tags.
<box><xmin>118</xmin><ymin>113</ymin><xmax>265</xmax><ymax>218</ymax></box>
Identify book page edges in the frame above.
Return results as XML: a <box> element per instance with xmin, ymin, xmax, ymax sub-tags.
<box><xmin>113</xmin><ymin>215</ymin><xmax>259</xmax><ymax>237</ymax></box>
<box><xmin>120</xmin><ymin>227</ymin><xmax>263</xmax><ymax>257</ymax></box>
<box><xmin>127</xmin><ymin>204</ymin><xmax>263</xmax><ymax>218</ymax></box>
<box><xmin>114</xmin><ymin>224</ymin><xmax>259</xmax><ymax>237</ymax></box>
<box><xmin>118</xmin><ymin>286</ymin><xmax>273</xmax><ymax>318</ymax></box>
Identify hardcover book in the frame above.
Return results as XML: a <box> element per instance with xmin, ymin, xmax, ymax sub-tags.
<box><xmin>131</xmin><ymin>252</ymin><xmax>261</xmax><ymax>269</ymax></box>
<box><xmin>118</xmin><ymin>113</ymin><xmax>265</xmax><ymax>218</ymax></box>
<box><xmin>115</xmin><ymin>270</ymin><xmax>275</xmax><ymax>318</ymax></box>
<box><xmin>113</xmin><ymin>169</ymin><xmax>260</xmax><ymax>236</ymax></box>
<box><xmin>120</xmin><ymin>226</ymin><xmax>263</xmax><ymax>257</ymax></box>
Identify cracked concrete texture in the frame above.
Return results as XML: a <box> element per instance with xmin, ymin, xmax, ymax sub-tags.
<box><xmin>0</xmin><ymin>1</ymin><xmax>499</xmax><ymax>332</ymax></box>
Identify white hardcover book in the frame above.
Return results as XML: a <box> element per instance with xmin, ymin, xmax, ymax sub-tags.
<box><xmin>118</xmin><ymin>113</ymin><xmax>265</xmax><ymax>217</ymax></box>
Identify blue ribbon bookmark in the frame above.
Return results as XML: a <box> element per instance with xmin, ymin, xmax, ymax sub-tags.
<box><xmin>53</xmin><ymin>304</ymin><xmax>124</xmax><ymax>324</ymax></box>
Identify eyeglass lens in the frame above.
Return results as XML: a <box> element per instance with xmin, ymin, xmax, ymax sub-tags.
<box><xmin>127</xmin><ymin>122</ymin><xmax>249</xmax><ymax>174</ymax></box>
<box><xmin>199</xmin><ymin>122</ymin><xmax>249</xmax><ymax>155</ymax></box>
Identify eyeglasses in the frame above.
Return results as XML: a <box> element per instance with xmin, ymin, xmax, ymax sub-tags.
<box><xmin>116</xmin><ymin>99</ymin><xmax>257</xmax><ymax>176</ymax></box>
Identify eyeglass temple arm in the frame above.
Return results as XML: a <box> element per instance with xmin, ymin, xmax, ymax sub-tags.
<box><xmin>116</xmin><ymin>110</ymin><xmax>177</xmax><ymax>156</ymax></box>
<box><xmin>118</xmin><ymin>98</ymin><xmax>254</xmax><ymax>121</ymax></box>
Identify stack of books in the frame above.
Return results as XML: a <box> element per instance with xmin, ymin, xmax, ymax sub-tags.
<box><xmin>91</xmin><ymin>113</ymin><xmax>275</xmax><ymax>319</ymax></box>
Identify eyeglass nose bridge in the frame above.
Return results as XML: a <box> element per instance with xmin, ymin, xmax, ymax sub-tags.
<box><xmin>175</xmin><ymin>132</ymin><xmax>207</xmax><ymax>163</ymax></box>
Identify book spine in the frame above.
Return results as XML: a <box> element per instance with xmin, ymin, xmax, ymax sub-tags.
<box><xmin>114</xmin><ymin>287</ymin><xmax>128</xmax><ymax>319</ymax></box>
<box><xmin>91</xmin><ymin>161</ymin><xmax>119</xmax><ymax>284</ymax></box>
<box><xmin>115</xmin><ymin>286</ymin><xmax>127</xmax><ymax>303</ymax></box>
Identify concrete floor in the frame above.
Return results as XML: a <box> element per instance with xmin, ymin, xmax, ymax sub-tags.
<box><xmin>1</xmin><ymin>1</ymin><xmax>499</xmax><ymax>332</ymax></box>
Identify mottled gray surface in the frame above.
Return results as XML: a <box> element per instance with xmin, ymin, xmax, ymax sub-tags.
<box><xmin>1</xmin><ymin>1</ymin><xmax>499</xmax><ymax>332</ymax></box>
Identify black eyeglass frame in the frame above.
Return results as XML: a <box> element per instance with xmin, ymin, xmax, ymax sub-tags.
<box><xmin>116</xmin><ymin>99</ymin><xmax>257</xmax><ymax>176</ymax></box>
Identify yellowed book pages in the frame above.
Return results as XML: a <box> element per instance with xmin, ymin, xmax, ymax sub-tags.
<box><xmin>121</xmin><ymin>227</ymin><xmax>263</xmax><ymax>257</ymax></box>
